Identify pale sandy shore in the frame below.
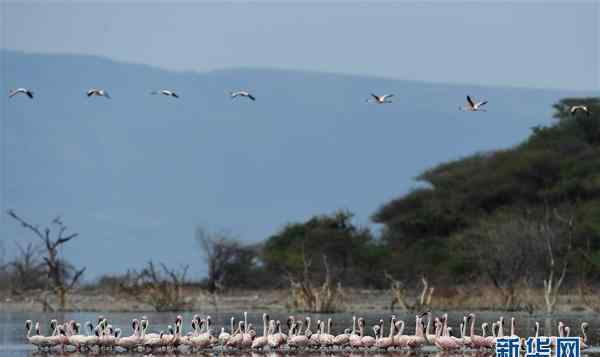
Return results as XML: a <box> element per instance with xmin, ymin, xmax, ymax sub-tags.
<box><xmin>1</xmin><ymin>288</ymin><xmax>598</xmax><ymax>313</ymax></box>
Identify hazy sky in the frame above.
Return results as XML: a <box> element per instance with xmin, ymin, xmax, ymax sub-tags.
<box><xmin>1</xmin><ymin>1</ymin><xmax>598</xmax><ymax>91</ymax></box>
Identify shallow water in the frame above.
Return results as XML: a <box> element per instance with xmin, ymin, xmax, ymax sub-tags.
<box><xmin>2</xmin><ymin>311</ymin><xmax>599</xmax><ymax>357</ymax></box>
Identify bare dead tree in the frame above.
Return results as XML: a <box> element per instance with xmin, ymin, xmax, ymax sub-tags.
<box><xmin>385</xmin><ymin>273</ymin><xmax>434</xmax><ymax>311</ymax></box>
<box><xmin>539</xmin><ymin>205</ymin><xmax>574</xmax><ymax>314</ymax></box>
<box><xmin>195</xmin><ymin>227</ymin><xmax>240</xmax><ymax>292</ymax></box>
<box><xmin>287</xmin><ymin>253</ymin><xmax>345</xmax><ymax>312</ymax></box>
<box><xmin>8</xmin><ymin>242</ymin><xmax>46</xmax><ymax>291</ymax></box>
<box><xmin>6</xmin><ymin>210</ymin><xmax>85</xmax><ymax>310</ymax></box>
<box><xmin>119</xmin><ymin>260</ymin><xmax>190</xmax><ymax>311</ymax></box>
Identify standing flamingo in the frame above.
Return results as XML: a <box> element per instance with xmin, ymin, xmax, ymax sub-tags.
<box><xmin>251</xmin><ymin>313</ymin><xmax>269</xmax><ymax>350</ymax></box>
<box><xmin>434</xmin><ymin>314</ymin><xmax>460</xmax><ymax>351</ymax></box>
<box><xmin>406</xmin><ymin>315</ymin><xmax>426</xmax><ymax>349</ymax></box>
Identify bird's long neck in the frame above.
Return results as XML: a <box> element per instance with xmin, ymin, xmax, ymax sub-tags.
<box><xmin>510</xmin><ymin>318</ymin><xmax>515</xmax><ymax>336</ymax></box>
<box><xmin>262</xmin><ymin>315</ymin><xmax>267</xmax><ymax>337</ymax></box>
<box><xmin>498</xmin><ymin>318</ymin><xmax>504</xmax><ymax>337</ymax></box>
<box><xmin>442</xmin><ymin>316</ymin><xmax>448</xmax><ymax>337</ymax></box>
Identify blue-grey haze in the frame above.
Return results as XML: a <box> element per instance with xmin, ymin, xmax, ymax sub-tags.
<box><xmin>1</xmin><ymin>2</ymin><xmax>598</xmax><ymax>91</ymax></box>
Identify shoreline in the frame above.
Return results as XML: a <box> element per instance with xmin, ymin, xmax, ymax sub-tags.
<box><xmin>2</xmin><ymin>288</ymin><xmax>598</xmax><ymax>314</ymax></box>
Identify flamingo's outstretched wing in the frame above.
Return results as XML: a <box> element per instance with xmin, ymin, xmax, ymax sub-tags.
<box><xmin>477</xmin><ymin>100</ymin><xmax>488</xmax><ymax>107</ymax></box>
<box><xmin>466</xmin><ymin>95</ymin><xmax>475</xmax><ymax>108</ymax></box>
<box><xmin>247</xmin><ymin>94</ymin><xmax>256</xmax><ymax>101</ymax></box>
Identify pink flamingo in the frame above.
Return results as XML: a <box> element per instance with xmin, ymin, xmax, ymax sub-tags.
<box><xmin>375</xmin><ymin>317</ymin><xmax>395</xmax><ymax>349</ymax></box>
<box><xmin>434</xmin><ymin>314</ymin><xmax>460</xmax><ymax>351</ymax></box>
<box><xmin>580</xmin><ymin>323</ymin><xmax>589</xmax><ymax>350</ymax></box>
<box><xmin>393</xmin><ymin>320</ymin><xmax>408</xmax><ymax>348</ymax></box>
<box><xmin>288</xmin><ymin>321</ymin><xmax>309</xmax><ymax>349</ymax></box>
<box><xmin>359</xmin><ymin>318</ymin><xmax>376</xmax><ymax>348</ymax></box>
<box><xmin>468</xmin><ymin>313</ymin><xmax>487</xmax><ymax>349</ymax></box>
<box><xmin>349</xmin><ymin>316</ymin><xmax>362</xmax><ymax>349</ymax></box>
<box><xmin>319</xmin><ymin>319</ymin><xmax>334</xmax><ymax>347</ymax></box>
<box><xmin>406</xmin><ymin>315</ymin><xmax>426</xmax><ymax>349</ymax></box>
<box><xmin>334</xmin><ymin>328</ymin><xmax>351</xmax><ymax>347</ymax></box>
<box><xmin>483</xmin><ymin>322</ymin><xmax>497</xmax><ymax>349</ymax></box>
<box><xmin>251</xmin><ymin>313</ymin><xmax>269</xmax><ymax>350</ymax></box>
<box><xmin>226</xmin><ymin>321</ymin><xmax>245</xmax><ymax>348</ymax></box>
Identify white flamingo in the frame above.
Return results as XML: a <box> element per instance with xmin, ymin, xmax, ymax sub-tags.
<box><xmin>116</xmin><ymin>319</ymin><xmax>141</xmax><ymax>351</ymax></box>
<box><xmin>570</xmin><ymin>105</ymin><xmax>590</xmax><ymax>116</ymax></box>
<box><xmin>9</xmin><ymin>88</ymin><xmax>34</xmax><ymax>99</ymax></box>
<box><xmin>151</xmin><ymin>89</ymin><xmax>179</xmax><ymax>98</ymax></box>
<box><xmin>460</xmin><ymin>95</ymin><xmax>488</xmax><ymax>111</ymax></box>
<box><xmin>68</xmin><ymin>321</ymin><xmax>88</xmax><ymax>351</ymax></box>
<box><xmin>87</xmin><ymin>88</ymin><xmax>111</xmax><ymax>98</ymax></box>
<box><xmin>25</xmin><ymin>320</ymin><xmax>49</xmax><ymax>350</ymax></box>
<box><xmin>367</xmin><ymin>93</ymin><xmax>393</xmax><ymax>104</ymax></box>
<box><xmin>218</xmin><ymin>317</ymin><xmax>233</xmax><ymax>345</ymax></box>
<box><xmin>230</xmin><ymin>90</ymin><xmax>256</xmax><ymax>101</ymax></box>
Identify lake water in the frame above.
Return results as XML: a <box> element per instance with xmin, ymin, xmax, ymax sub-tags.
<box><xmin>1</xmin><ymin>311</ymin><xmax>599</xmax><ymax>357</ymax></box>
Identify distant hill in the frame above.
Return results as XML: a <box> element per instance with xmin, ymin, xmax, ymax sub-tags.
<box><xmin>1</xmin><ymin>49</ymin><xmax>595</xmax><ymax>278</ymax></box>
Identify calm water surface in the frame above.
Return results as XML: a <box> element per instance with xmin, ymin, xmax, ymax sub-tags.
<box><xmin>2</xmin><ymin>311</ymin><xmax>599</xmax><ymax>357</ymax></box>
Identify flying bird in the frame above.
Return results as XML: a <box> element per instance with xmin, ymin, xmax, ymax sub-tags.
<box><xmin>570</xmin><ymin>105</ymin><xmax>590</xmax><ymax>116</ymax></box>
<box><xmin>229</xmin><ymin>90</ymin><xmax>256</xmax><ymax>101</ymax></box>
<box><xmin>459</xmin><ymin>95</ymin><xmax>488</xmax><ymax>111</ymax></box>
<box><xmin>9</xmin><ymin>88</ymin><xmax>34</xmax><ymax>99</ymax></box>
<box><xmin>151</xmin><ymin>89</ymin><xmax>179</xmax><ymax>98</ymax></box>
<box><xmin>87</xmin><ymin>88</ymin><xmax>111</xmax><ymax>98</ymax></box>
<box><xmin>367</xmin><ymin>93</ymin><xmax>394</xmax><ymax>104</ymax></box>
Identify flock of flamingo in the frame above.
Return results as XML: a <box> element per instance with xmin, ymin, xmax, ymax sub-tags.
<box><xmin>25</xmin><ymin>312</ymin><xmax>592</xmax><ymax>353</ymax></box>
<box><xmin>7</xmin><ymin>87</ymin><xmax>594</xmax><ymax>115</ymax></box>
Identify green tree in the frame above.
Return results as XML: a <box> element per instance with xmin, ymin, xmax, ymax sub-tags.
<box><xmin>263</xmin><ymin>210</ymin><xmax>380</xmax><ymax>286</ymax></box>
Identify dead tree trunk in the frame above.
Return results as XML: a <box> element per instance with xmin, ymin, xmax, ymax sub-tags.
<box><xmin>119</xmin><ymin>261</ymin><xmax>190</xmax><ymax>311</ymax></box>
<box><xmin>7</xmin><ymin>210</ymin><xmax>85</xmax><ymax>310</ymax></box>
<box><xmin>287</xmin><ymin>253</ymin><xmax>345</xmax><ymax>312</ymax></box>
<box><xmin>385</xmin><ymin>273</ymin><xmax>434</xmax><ymax>311</ymax></box>
<box><xmin>539</xmin><ymin>206</ymin><xmax>573</xmax><ymax>315</ymax></box>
